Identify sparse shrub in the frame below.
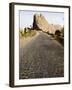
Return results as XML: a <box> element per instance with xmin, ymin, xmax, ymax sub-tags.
<box><xmin>55</xmin><ymin>30</ymin><xmax>61</xmax><ymax>36</ymax></box>
<box><xmin>24</xmin><ymin>28</ymin><xmax>26</xmax><ymax>34</ymax></box>
<box><xmin>20</xmin><ymin>30</ymin><xmax>24</xmax><ymax>36</ymax></box>
<box><xmin>19</xmin><ymin>28</ymin><xmax>36</xmax><ymax>38</ymax></box>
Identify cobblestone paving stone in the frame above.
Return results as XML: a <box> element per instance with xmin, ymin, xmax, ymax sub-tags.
<box><xmin>19</xmin><ymin>31</ymin><xmax>64</xmax><ymax>79</ymax></box>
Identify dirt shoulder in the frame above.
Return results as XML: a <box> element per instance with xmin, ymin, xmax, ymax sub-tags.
<box><xmin>19</xmin><ymin>30</ymin><xmax>39</xmax><ymax>48</ymax></box>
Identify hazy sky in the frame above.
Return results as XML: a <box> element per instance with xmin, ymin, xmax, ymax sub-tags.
<box><xmin>19</xmin><ymin>10</ymin><xmax>64</xmax><ymax>29</ymax></box>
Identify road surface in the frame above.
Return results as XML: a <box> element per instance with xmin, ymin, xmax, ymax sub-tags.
<box><xmin>19</xmin><ymin>31</ymin><xmax>64</xmax><ymax>79</ymax></box>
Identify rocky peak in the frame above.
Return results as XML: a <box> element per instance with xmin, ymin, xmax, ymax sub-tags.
<box><xmin>33</xmin><ymin>14</ymin><xmax>62</xmax><ymax>34</ymax></box>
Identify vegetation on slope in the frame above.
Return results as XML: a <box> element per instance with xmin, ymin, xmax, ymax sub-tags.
<box><xmin>19</xmin><ymin>28</ymin><xmax>36</xmax><ymax>38</ymax></box>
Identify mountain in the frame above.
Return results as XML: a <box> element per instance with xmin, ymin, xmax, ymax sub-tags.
<box><xmin>33</xmin><ymin>14</ymin><xmax>62</xmax><ymax>34</ymax></box>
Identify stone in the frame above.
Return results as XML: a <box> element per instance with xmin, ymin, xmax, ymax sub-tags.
<box><xmin>33</xmin><ymin>14</ymin><xmax>62</xmax><ymax>34</ymax></box>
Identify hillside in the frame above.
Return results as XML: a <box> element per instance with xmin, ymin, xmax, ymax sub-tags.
<box><xmin>33</xmin><ymin>14</ymin><xmax>62</xmax><ymax>34</ymax></box>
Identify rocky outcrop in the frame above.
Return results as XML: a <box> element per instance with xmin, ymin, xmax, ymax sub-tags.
<box><xmin>33</xmin><ymin>14</ymin><xmax>62</xmax><ymax>34</ymax></box>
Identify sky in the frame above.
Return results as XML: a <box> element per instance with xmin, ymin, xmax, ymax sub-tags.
<box><xmin>19</xmin><ymin>10</ymin><xmax>64</xmax><ymax>29</ymax></box>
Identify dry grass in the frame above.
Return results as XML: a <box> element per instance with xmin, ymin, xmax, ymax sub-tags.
<box><xmin>20</xmin><ymin>30</ymin><xmax>36</xmax><ymax>38</ymax></box>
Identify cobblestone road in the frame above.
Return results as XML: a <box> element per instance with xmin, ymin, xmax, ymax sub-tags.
<box><xmin>19</xmin><ymin>31</ymin><xmax>64</xmax><ymax>79</ymax></box>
